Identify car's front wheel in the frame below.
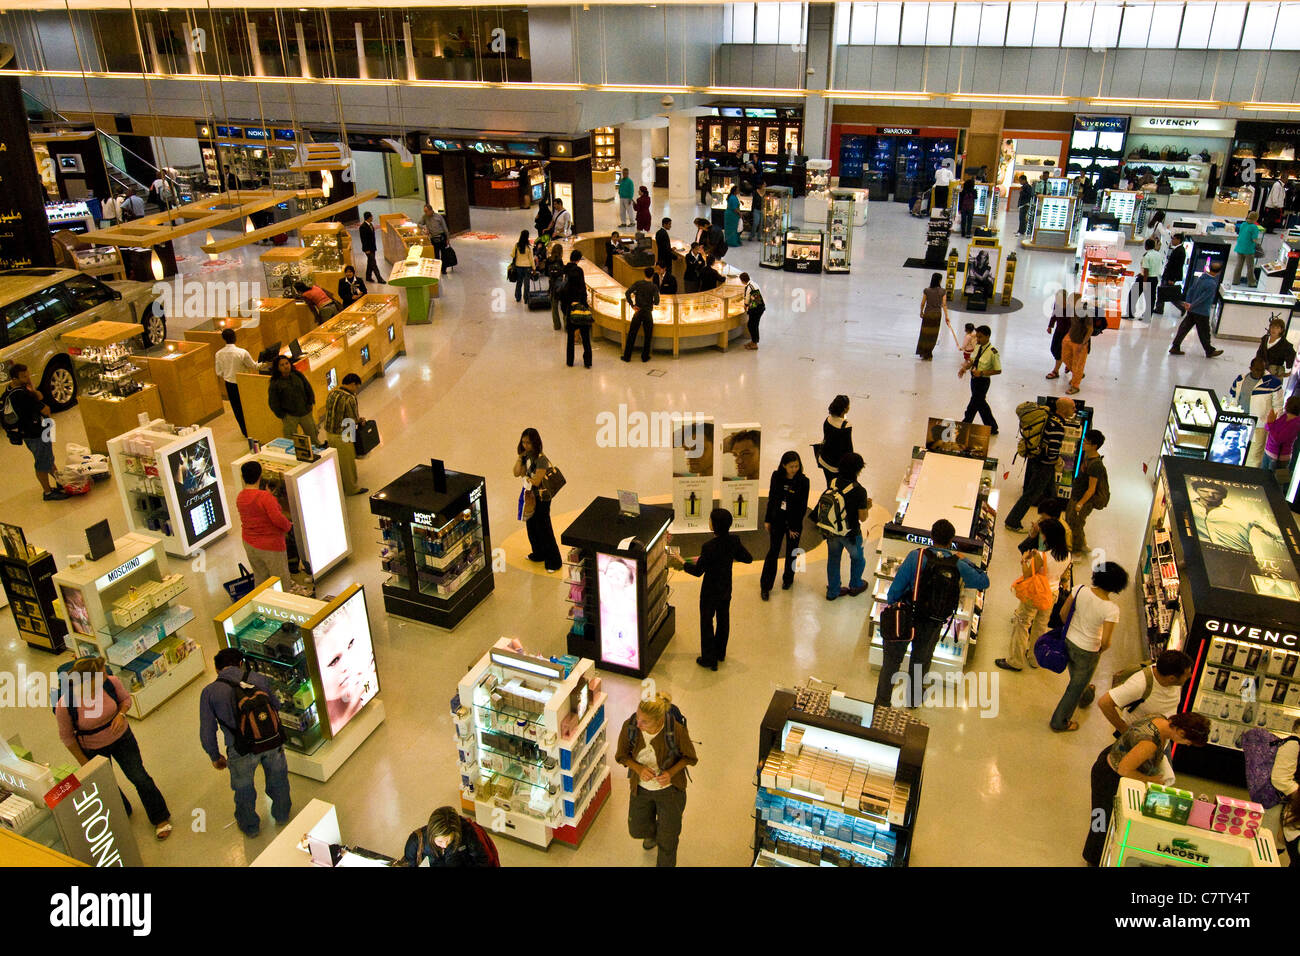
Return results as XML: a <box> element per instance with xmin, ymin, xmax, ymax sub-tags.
<box><xmin>42</xmin><ymin>358</ymin><xmax>77</xmax><ymax>412</ymax></box>
<box><xmin>140</xmin><ymin>307</ymin><xmax>167</xmax><ymax>349</ymax></box>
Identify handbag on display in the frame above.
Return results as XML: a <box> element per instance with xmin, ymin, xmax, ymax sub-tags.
<box><xmin>223</xmin><ymin>564</ymin><xmax>256</xmax><ymax>602</ymax></box>
<box><xmin>1033</xmin><ymin>585</ymin><xmax>1085</xmax><ymax>673</ymax></box>
<box><xmin>536</xmin><ymin>465</ymin><xmax>567</xmax><ymax>501</ymax></box>
<box><xmin>353</xmin><ymin>419</ymin><xmax>381</xmax><ymax>457</ymax></box>
<box><xmin>1011</xmin><ymin>551</ymin><xmax>1054</xmax><ymax>611</ymax></box>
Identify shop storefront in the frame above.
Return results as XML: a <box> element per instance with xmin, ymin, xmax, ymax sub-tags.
<box><xmin>1124</xmin><ymin>116</ymin><xmax>1235</xmax><ymax>212</ymax></box>
<box><xmin>461</xmin><ymin>138</ymin><xmax>549</xmax><ymax>210</ymax></box>
<box><xmin>1226</xmin><ymin>121</ymin><xmax>1300</xmax><ymax>227</ymax></box>
<box><xmin>996</xmin><ymin>130</ymin><xmax>1069</xmax><ymax>191</ymax></box>
<box><xmin>1067</xmin><ymin>115</ymin><xmax>1130</xmax><ymax>187</ymax></box>
<box><xmin>697</xmin><ymin>106</ymin><xmax>803</xmax><ymax>174</ymax></box>
<box><xmin>831</xmin><ymin>125</ymin><xmax>959</xmax><ymax>204</ymax></box>
<box><xmin>419</xmin><ymin>137</ymin><xmax>473</xmax><ymax>236</ymax></box>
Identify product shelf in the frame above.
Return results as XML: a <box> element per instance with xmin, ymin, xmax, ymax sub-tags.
<box><xmin>98</xmin><ymin>600</ymin><xmax>193</xmax><ymax>644</ymax></box>
<box><xmin>477</xmin><ymin>700</ymin><xmax>546</xmax><ymax>730</ymax></box>
<box><xmin>757</xmin><ymin>784</ymin><xmax>891</xmax><ymax>828</ymax></box>
<box><xmin>763</xmin><ymin>818</ymin><xmax>892</xmax><ymax>863</ymax></box>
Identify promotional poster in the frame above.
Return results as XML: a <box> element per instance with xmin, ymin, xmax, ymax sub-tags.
<box><xmin>312</xmin><ymin>589</ymin><xmax>378</xmax><ymax>736</ymax></box>
<box><xmin>721</xmin><ymin>422</ymin><xmax>762</xmax><ymax>532</ymax></box>
<box><xmin>167</xmin><ymin>436</ymin><xmax>226</xmax><ymax>549</ymax></box>
<box><xmin>597</xmin><ymin>552</ymin><xmax>640</xmax><ymax>670</ymax></box>
<box><xmin>1206</xmin><ymin>414</ymin><xmax>1255</xmax><ymax>467</ymax></box>
<box><xmin>672</xmin><ymin>417</ymin><xmax>713</xmax><ymax>533</ymax></box>
<box><xmin>925</xmin><ymin>418</ymin><xmax>991</xmax><ymax>460</ymax></box>
<box><xmin>1184</xmin><ymin>476</ymin><xmax>1300</xmax><ymax>599</ymax></box>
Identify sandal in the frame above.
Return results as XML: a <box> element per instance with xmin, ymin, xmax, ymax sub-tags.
<box><xmin>1051</xmin><ymin>720</ymin><xmax>1080</xmax><ymax>733</ymax></box>
<box><xmin>1045</xmin><ymin>372</ymin><xmax>1060</xmax><ymax>379</ymax></box>
<box><xmin>155</xmin><ymin>821</ymin><xmax>173</xmax><ymax>840</ymax></box>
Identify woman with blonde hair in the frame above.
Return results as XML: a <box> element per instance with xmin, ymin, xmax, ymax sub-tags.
<box><xmin>614</xmin><ymin>693</ymin><xmax>698</xmax><ymax>867</ymax></box>
<box><xmin>54</xmin><ymin>657</ymin><xmax>173</xmax><ymax>839</ymax></box>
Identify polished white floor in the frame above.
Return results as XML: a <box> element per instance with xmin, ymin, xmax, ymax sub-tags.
<box><xmin>0</xmin><ymin>190</ymin><xmax>1273</xmax><ymax>867</ymax></box>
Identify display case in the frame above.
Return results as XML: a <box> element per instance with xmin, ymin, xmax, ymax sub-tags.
<box><xmin>184</xmin><ymin>317</ymin><xmax>265</xmax><ymax>389</ymax></box>
<box><xmin>1078</xmin><ymin>244</ymin><xmax>1133</xmax><ymax>327</ymax></box>
<box><xmin>380</xmin><ymin>213</ymin><xmax>431</xmax><ymax>265</ymax></box>
<box><xmin>386</xmin><ymin>250</ymin><xmax>441</xmax><ymax>325</ymax></box>
<box><xmin>144</xmin><ymin>340</ymin><xmax>224</xmax><ymax>425</ymax></box>
<box><xmin>592</xmin><ymin>127</ymin><xmax>618</xmax><ymax>171</ymax></box>
<box><xmin>44</xmin><ymin>200</ymin><xmax>95</xmax><ymax>235</ymax></box>
<box><xmin>52</xmin><ymin>532</ymin><xmax>204</xmax><ymax>719</ymax></box>
<box><xmin>925</xmin><ymin>188</ymin><xmax>954</xmax><ymax>268</ymax></box>
<box><xmin>1212</xmin><ymin>187</ymin><xmax>1254</xmax><ymax>219</ymax></box>
<box><xmin>759</xmin><ymin>186</ymin><xmax>793</xmax><ymax>269</ymax></box>
<box><xmin>1214</xmin><ymin>289</ymin><xmax>1299</xmax><ymax>342</ymax></box>
<box><xmin>1136</xmin><ymin>457</ymin><xmax>1300</xmax><ymax>784</ymax></box>
<box><xmin>783</xmin><ymin>230</ymin><xmax>824</xmax><ymax>273</ymax></box>
<box><xmin>824</xmin><ymin>190</ymin><xmax>855</xmax><ymax>274</ymax></box>
<box><xmin>107</xmin><ymin>420</ymin><xmax>231</xmax><ymax>558</ymax></box>
<box><xmin>250</xmin><ymin>297</ymin><xmax>316</xmax><ymax>348</ymax></box>
<box><xmin>60</xmin><ymin>320</ymin><xmax>163</xmax><ymax>453</ymax></box>
<box><xmin>805</xmin><ymin>159</ymin><xmax>831</xmax><ymax>197</ymax></box>
<box><xmin>560</xmin><ymin>496</ymin><xmax>674</xmax><ymax>679</ymax></box>
<box><xmin>260</xmin><ymin>246</ymin><xmax>314</xmax><ymax>299</ymax></box>
<box><xmin>1100</xmin><ymin>779</ymin><xmax>1280</xmax><ymax>867</ymax></box>
<box><xmin>216</xmin><ymin>579</ymin><xmax>384</xmax><ymax>782</ymax></box>
<box><xmin>0</xmin><ymin>735</ymin><xmax>72</xmax><ymax>860</ymax></box>
<box><xmin>370</xmin><ymin>463</ymin><xmax>493</xmax><ymax>629</ymax></box>
<box><xmin>300</xmin><ymin>222</ymin><xmax>353</xmax><ymax>295</ymax></box>
<box><xmin>0</xmin><ymin>535</ymin><xmax>68</xmax><ymax>653</ymax></box>
<box><xmin>51</xmin><ymin>233</ymin><xmax>123</xmax><ymax>281</ymax></box>
<box><xmin>970</xmin><ymin>183</ymin><xmax>999</xmax><ymax>230</ymax></box>
<box><xmin>340</xmin><ymin>293</ymin><xmax>406</xmax><ymax>367</ymax></box>
<box><xmin>233</xmin><ymin>440</ymin><xmax>351</xmax><ymax>581</ymax></box>
<box><xmin>1126</xmin><ymin>159</ymin><xmax>1212</xmax><ymax>212</ymax></box>
<box><xmin>1161</xmin><ymin>386</ymin><xmax>1220</xmax><ymax>464</ymax></box>
<box><xmin>753</xmin><ymin>684</ymin><xmax>928</xmax><ymax>867</ymax></box>
<box><xmin>1026</xmin><ymin>190</ymin><xmax>1078</xmax><ymax>251</ymax></box>
<box><xmin>867</xmin><ymin>448</ymin><xmax>997</xmax><ymax>674</ymax></box>
<box><xmin>452</xmin><ymin>639</ymin><xmax>612</xmax><ymax>849</ymax></box>
<box><xmin>1099</xmin><ymin>188</ymin><xmax>1146</xmax><ymax>240</ymax></box>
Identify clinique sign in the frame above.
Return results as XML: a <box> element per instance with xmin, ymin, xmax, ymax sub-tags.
<box><xmin>1204</xmin><ymin>619</ymin><xmax>1298</xmax><ymax>649</ymax></box>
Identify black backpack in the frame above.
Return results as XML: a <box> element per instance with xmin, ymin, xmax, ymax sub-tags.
<box><xmin>3</xmin><ymin>386</ymin><xmax>26</xmax><ymax>445</ymax></box>
<box><xmin>911</xmin><ymin>549</ymin><xmax>964</xmax><ymax>622</ymax></box>
<box><xmin>626</xmin><ymin>704</ymin><xmax>688</xmax><ymax>768</ymax></box>
<box><xmin>216</xmin><ymin>667</ymin><xmax>286</xmax><ymax>755</ymax></box>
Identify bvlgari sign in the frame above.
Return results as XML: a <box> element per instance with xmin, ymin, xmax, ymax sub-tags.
<box><xmin>1133</xmin><ymin>116</ymin><xmax>1237</xmax><ymax>135</ymax></box>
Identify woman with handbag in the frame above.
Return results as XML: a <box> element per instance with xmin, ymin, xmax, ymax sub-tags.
<box><xmin>510</xmin><ymin>230</ymin><xmax>534</xmax><ymax>304</ymax></box>
<box><xmin>1049</xmin><ymin>561</ymin><xmax>1129</xmax><ymax>733</ymax></box>
<box><xmin>513</xmin><ymin>428</ymin><xmax>562</xmax><ymax>572</ymax></box>
<box><xmin>815</xmin><ymin>395</ymin><xmax>853</xmax><ymax>487</ymax></box>
<box><xmin>995</xmin><ymin>518</ymin><xmax>1070</xmax><ymax>672</ymax></box>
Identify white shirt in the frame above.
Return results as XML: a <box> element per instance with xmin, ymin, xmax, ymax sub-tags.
<box><xmin>1041</xmin><ymin>551</ymin><xmax>1071</xmax><ymax>591</ymax></box>
<box><xmin>1108</xmin><ymin>668</ymin><xmax>1183</xmax><ymax>723</ymax></box>
<box><xmin>1272</xmin><ymin>738</ymin><xmax>1299</xmax><ymax>799</ymax></box>
<box><xmin>635</xmin><ymin>729</ymin><xmax>667</xmax><ymax>791</ymax></box>
<box><xmin>1266</xmin><ymin>180</ymin><xmax>1286</xmax><ymax>209</ymax></box>
<box><xmin>214</xmin><ymin>343</ymin><xmax>256</xmax><ymax>383</ymax></box>
<box><xmin>550</xmin><ymin>208</ymin><xmax>572</xmax><ymax>238</ymax></box>
<box><xmin>1065</xmin><ymin>586</ymin><xmax>1120</xmax><ymax>653</ymax></box>
<box><xmin>933</xmin><ymin>167</ymin><xmax>954</xmax><ymax>187</ymax></box>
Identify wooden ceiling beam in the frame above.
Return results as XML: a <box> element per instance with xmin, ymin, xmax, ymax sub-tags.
<box><xmin>200</xmin><ymin>189</ymin><xmax>378</xmax><ymax>254</ymax></box>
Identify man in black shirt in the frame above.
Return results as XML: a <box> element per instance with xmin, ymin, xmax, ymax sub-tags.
<box><xmin>605</xmin><ymin>232</ymin><xmax>622</xmax><ymax>270</ymax></box>
<box><xmin>653</xmin><ymin>262</ymin><xmax>677</xmax><ymax>296</ymax></box>
<box><xmin>1155</xmin><ymin>232</ymin><xmax>1187</xmax><ymax>316</ymax></box>
<box><xmin>1004</xmin><ymin>397</ymin><xmax>1075</xmax><ymax>532</ymax></box>
<box><xmin>671</xmin><ymin>508</ymin><xmax>753</xmax><ymax>670</ymax></box>
<box><xmin>359</xmin><ymin>212</ymin><xmax>381</xmax><ymax>284</ymax></box>
<box><xmin>3</xmin><ymin>364</ymin><xmax>67</xmax><ymax>500</ymax></box>
<box><xmin>622</xmin><ymin>268</ymin><xmax>660</xmax><ymax>363</ymax></box>
<box><xmin>337</xmin><ymin>266</ymin><xmax>367</xmax><ymax>307</ymax></box>
<box><xmin>560</xmin><ymin>250</ymin><xmax>588</xmax><ymax>314</ymax></box>
<box><xmin>655</xmin><ymin>218</ymin><xmax>673</xmax><ymax>269</ymax></box>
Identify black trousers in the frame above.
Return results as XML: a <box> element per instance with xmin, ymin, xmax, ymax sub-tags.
<box><xmin>224</xmin><ymin>381</ymin><xmax>248</xmax><ymax>437</ymax></box>
<box><xmin>623</xmin><ymin>310</ymin><xmax>654</xmax><ymax>362</ymax></box>
<box><xmin>760</xmin><ymin>522</ymin><xmax>798</xmax><ymax>592</ymax></box>
<box><xmin>525</xmin><ymin>497</ymin><xmax>562</xmax><ymax>570</ymax></box>
<box><xmin>1084</xmin><ymin>747</ymin><xmax>1121</xmax><ymax>866</ymax></box>
<box><xmin>963</xmin><ymin>376</ymin><xmax>998</xmax><ymax>431</ymax></box>
<box><xmin>566</xmin><ymin>323</ymin><xmax>592</xmax><ymax>367</ymax></box>
<box><xmin>83</xmin><ymin>728</ymin><xmax>170</xmax><ymax>826</ymax></box>
<box><xmin>1018</xmin><ymin>203</ymin><xmax>1030</xmax><ymax>234</ymax></box>
<box><xmin>363</xmin><ymin>250</ymin><xmax>382</xmax><ymax>284</ymax></box>
<box><xmin>960</xmin><ymin>210</ymin><xmax>974</xmax><ymax>237</ymax></box>
<box><xmin>747</xmin><ymin>306</ymin><xmax>764</xmax><ymax>344</ymax></box>
<box><xmin>874</xmin><ymin>618</ymin><xmax>944</xmax><ymax>707</ymax></box>
<box><xmin>1172</xmin><ymin>311</ymin><xmax>1213</xmax><ymax>355</ymax></box>
<box><xmin>699</xmin><ymin>592</ymin><xmax>730</xmax><ymax>664</ymax></box>
<box><xmin>1005</xmin><ymin>458</ymin><xmax>1057</xmax><ymax>527</ymax></box>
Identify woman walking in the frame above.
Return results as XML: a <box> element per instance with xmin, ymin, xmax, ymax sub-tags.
<box><xmin>634</xmin><ymin>185</ymin><xmax>652</xmax><ymax>234</ymax></box>
<box><xmin>534</xmin><ymin>198</ymin><xmax>552</xmax><ymax>239</ymax></box>
<box><xmin>1045</xmin><ymin>301</ymin><xmax>1071</xmax><ymax>380</ymax></box>
<box><xmin>724</xmin><ymin>186</ymin><xmax>743</xmax><ymax>247</ymax></box>
<box><xmin>510</xmin><ymin>230</ymin><xmax>534</xmax><ymax>303</ymax></box>
<box><xmin>513</xmin><ymin>428</ymin><xmax>562</xmax><ymax>572</ymax></box>
<box><xmin>816</xmin><ymin>395</ymin><xmax>854</xmax><ymax>487</ymax></box>
<box><xmin>1050</xmin><ymin>561</ymin><xmax>1129</xmax><ymax>732</ymax></box>
<box><xmin>995</xmin><ymin>518</ymin><xmax>1070</xmax><ymax>672</ymax></box>
<box><xmin>760</xmin><ymin>451</ymin><xmax>810</xmax><ymax>600</ymax></box>
<box><xmin>916</xmin><ymin>272</ymin><xmax>950</xmax><ymax>361</ymax></box>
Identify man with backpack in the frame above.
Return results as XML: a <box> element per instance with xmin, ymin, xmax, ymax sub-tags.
<box><xmin>1004</xmin><ymin>396</ymin><xmax>1074</xmax><ymax>533</ymax></box>
<box><xmin>3</xmin><ymin>363</ymin><xmax>69</xmax><ymax>501</ymax></box>
<box><xmin>817</xmin><ymin>452</ymin><xmax>871</xmax><ymax>601</ymax></box>
<box><xmin>876</xmin><ymin>519</ymin><xmax>989</xmax><ymax>708</ymax></box>
<box><xmin>740</xmin><ymin>272</ymin><xmax>764</xmax><ymax>350</ymax></box>
<box><xmin>199</xmin><ymin>647</ymin><xmax>292</xmax><ymax>837</ymax></box>
<box><xmin>614</xmin><ymin>693</ymin><xmax>697</xmax><ymax>867</ymax></box>
<box><xmin>1066</xmin><ymin>429</ymin><xmax>1109</xmax><ymax>554</ymax></box>
<box><xmin>1097</xmin><ymin>650</ymin><xmax>1193</xmax><ymax>785</ymax></box>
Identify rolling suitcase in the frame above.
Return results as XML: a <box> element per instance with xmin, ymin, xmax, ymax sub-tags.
<box><xmin>526</xmin><ymin>272</ymin><xmax>551</xmax><ymax>311</ymax></box>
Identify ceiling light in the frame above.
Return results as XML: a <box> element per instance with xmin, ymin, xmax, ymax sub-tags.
<box><xmin>826</xmin><ymin>89</ymin><xmax>932</xmax><ymax>101</ymax></box>
<box><xmin>950</xmin><ymin>93</ymin><xmax>1071</xmax><ymax>105</ymax></box>
<box><xmin>1089</xmin><ymin>97</ymin><xmax>1223</xmax><ymax>110</ymax></box>
<box><xmin>1236</xmin><ymin>101</ymin><xmax>1300</xmax><ymax>113</ymax></box>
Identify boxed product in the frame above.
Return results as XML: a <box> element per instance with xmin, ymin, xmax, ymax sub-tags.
<box><xmin>1187</xmin><ymin>795</ymin><xmax>1216</xmax><ymax>830</ymax></box>
<box><xmin>1212</xmin><ymin>795</ymin><xmax>1263</xmax><ymax>838</ymax></box>
<box><xmin>111</xmin><ymin>598</ymin><xmax>151</xmax><ymax>629</ymax></box>
<box><xmin>1142</xmin><ymin>783</ymin><xmax>1194</xmax><ymax>825</ymax></box>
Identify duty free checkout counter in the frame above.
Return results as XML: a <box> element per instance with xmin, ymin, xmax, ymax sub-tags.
<box><xmin>565</xmin><ymin>232</ymin><xmax>749</xmax><ymax>356</ymax></box>
<box><xmin>235</xmin><ymin>294</ymin><xmax>407</xmax><ymax>445</ymax></box>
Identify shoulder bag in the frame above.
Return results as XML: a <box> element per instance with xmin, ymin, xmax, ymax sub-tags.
<box><xmin>536</xmin><ymin>464</ymin><xmax>566</xmax><ymax>501</ymax></box>
<box><xmin>880</xmin><ymin>550</ymin><xmax>925</xmax><ymax>643</ymax></box>
<box><xmin>1033</xmin><ymin>585</ymin><xmax>1085</xmax><ymax>673</ymax></box>
<box><xmin>1012</xmin><ymin>551</ymin><xmax>1054</xmax><ymax>611</ymax></box>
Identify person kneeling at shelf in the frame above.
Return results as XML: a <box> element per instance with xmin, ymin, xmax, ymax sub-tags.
<box><xmin>670</xmin><ymin>507</ymin><xmax>753</xmax><ymax>670</ymax></box>
<box><xmin>614</xmin><ymin>693</ymin><xmax>698</xmax><ymax>868</ymax></box>
<box><xmin>397</xmin><ymin>806</ymin><xmax>499</xmax><ymax>867</ymax></box>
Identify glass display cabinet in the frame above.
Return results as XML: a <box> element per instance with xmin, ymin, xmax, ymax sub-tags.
<box><xmin>760</xmin><ymin>186</ymin><xmax>793</xmax><ymax>269</ymax></box>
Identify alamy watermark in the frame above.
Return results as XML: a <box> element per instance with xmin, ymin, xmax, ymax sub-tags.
<box><xmin>151</xmin><ymin>275</ymin><xmax>261</xmax><ymax>320</ymax></box>
<box><xmin>889</xmin><ymin>669</ymin><xmax>1000</xmax><ymax>718</ymax></box>
<box><xmin>1</xmin><ymin>665</ymin><xmax>107</xmax><ymax>713</ymax></box>
<box><xmin>595</xmin><ymin>404</ymin><xmax>710</xmax><ymax>455</ymax></box>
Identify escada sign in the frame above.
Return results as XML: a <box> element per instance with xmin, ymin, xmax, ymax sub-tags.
<box><xmin>1204</xmin><ymin>619</ymin><xmax>1298</xmax><ymax>648</ymax></box>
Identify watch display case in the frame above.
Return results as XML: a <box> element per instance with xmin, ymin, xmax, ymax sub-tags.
<box><xmin>759</xmin><ymin>186</ymin><xmax>793</xmax><ymax>269</ymax></box>
<box><xmin>753</xmin><ymin>685</ymin><xmax>928</xmax><ymax>867</ymax></box>
<box><xmin>1162</xmin><ymin>385</ymin><xmax>1220</xmax><ymax>464</ymax></box>
<box><xmin>452</xmin><ymin>639</ymin><xmax>612</xmax><ymax>848</ymax></box>
<box><xmin>260</xmin><ymin>246</ymin><xmax>315</xmax><ymax>298</ymax></box>
<box><xmin>825</xmin><ymin>191</ymin><xmax>855</xmax><ymax>273</ymax></box>
<box><xmin>1138</xmin><ymin>457</ymin><xmax>1300</xmax><ymax>784</ymax></box>
<box><xmin>52</xmin><ymin>532</ymin><xmax>204</xmax><ymax>719</ymax></box>
<box><xmin>805</xmin><ymin>160</ymin><xmax>831</xmax><ymax>198</ymax></box>
<box><xmin>783</xmin><ymin>230</ymin><xmax>824</xmax><ymax>274</ymax></box>
<box><xmin>44</xmin><ymin>201</ymin><xmax>95</xmax><ymax>235</ymax></box>
<box><xmin>1</xmin><ymin>537</ymin><xmax>68</xmax><ymax>653</ymax></box>
<box><xmin>1214</xmin><ymin>289</ymin><xmax>1299</xmax><ymax>341</ymax></box>
<box><xmin>216</xmin><ymin>579</ymin><xmax>384</xmax><ymax>781</ymax></box>
<box><xmin>300</xmin><ymin>222</ymin><xmax>352</xmax><ymax>290</ymax></box>
<box><xmin>369</xmin><ymin>463</ymin><xmax>493</xmax><ymax>629</ymax></box>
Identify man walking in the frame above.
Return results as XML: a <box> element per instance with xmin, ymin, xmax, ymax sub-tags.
<box><xmin>617</xmin><ymin>168</ymin><xmax>635</xmax><ymax>227</ymax></box>
<box><xmin>960</xmin><ymin>325</ymin><xmax>1001</xmax><ymax>434</ymax></box>
<box><xmin>1132</xmin><ymin>238</ymin><xmax>1163</xmax><ymax>321</ymax></box>
<box><xmin>1154</xmin><ymin>232</ymin><xmax>1187</xmax><ymax>316</ymax></box>
<box><xmin>1015</xmin><ymin>174</ymin><xmax>1032</xmax><ymax>237</ymax></box>
<box><xmin>420</xmin><ymin>203</ymin><xmax>449</xmax><ymax>258</ymax></box>
<box><xmin>214</xmin><ymin>328</ymin><xmax>257</xmax><ymax>438</ymax></box>
<box><xmin>1169</xmin><ymin>259</ymin><xmax>1225</xmax><ymax>358</ymax></box>
<box><xmin>1067</xmin><ymin>429</ymin><xmax>1109</xmax><ymax>554</ymax></box>
<box><xmin>622</xmin><ymin>267</ymin><xmax>660</xmax><ymax>363</ymax></box>
<box><xmin>199</xmin><ymin>648</ymin><xmax>292</xmax><ymax>838</ymax></box>
<box><xmin>1004</xmin><ymin>397</ymin><xmax>1074</xmax><ymax>533</ymax></box>
<box><xmin>3</xmin><ymin>364</ymin><xmax>67</xmax><ymax>501</ymax></box>
<box><xmin>322</xmin><ymin>372</ymin><xmax>368</xmax><ymax>496</ymax></box>
<box><xmin>359</xmin><ymin>211</ymin><xmax>382</xmax><ymax>284</ymax></box>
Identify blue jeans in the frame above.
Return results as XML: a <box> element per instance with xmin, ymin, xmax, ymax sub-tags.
<box><xmin>228</xmin><ymin>747</ymin><xmax>292</xmax><ymax>834</ymax></box>
<box><xmin>825</xmin><ymin>532</ymin><xmax>865</xmax><ymax>597</ymax></box>
<box><xmin>1051</xmin><ymin>639</ymin><xmax>1100</xmax><ymax>730</ymax></box>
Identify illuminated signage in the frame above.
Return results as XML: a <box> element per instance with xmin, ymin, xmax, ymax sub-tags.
<box><xmin>252</xmin><ymin>602</ymin><xmax>310</xmax><ymax>625</ymax></box>
<box><xmin>1204</xmin><ymin>619</ymin><xmax>1298</xmax><ymax>648</ymax></box>
<box><xmin>412</xmin><ymin>511</ymin><xmax>435</xmax><ymax>526</ymax></box>
<box><xmin>244</xmin><ymin>127</ymin><xmax>269</xmax><ymax>140</ymax></box>
<box><xmin>95</xmin><ymin>554</ymin><xmax>143</xmax><ymax>590</ymax></box>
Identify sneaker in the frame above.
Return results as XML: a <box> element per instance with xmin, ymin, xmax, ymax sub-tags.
<box><xmin>43</xmin><ymin>489</ymin><xmax>70</xmax><ymax>501</ymax></box>
<box><xmin>1206</xmin><ymin>348</ymin><xmax>1224</xmax><ymax>358</ymax></box>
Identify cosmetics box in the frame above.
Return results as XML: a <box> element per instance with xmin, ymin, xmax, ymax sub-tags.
<box><xmin>1142</xmin><ymin>783</ymin><xmax>1193</xmax><ymax>825</ymax></box>
<box><xmin>1187</xmin><ymin>796</ymin><xmax>1216</xmax><ymax>830</ymax></box>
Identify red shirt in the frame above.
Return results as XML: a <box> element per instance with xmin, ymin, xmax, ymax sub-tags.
<box><xmin>237</xmin><ymin>487</ymin><xmax>293</xmax><ymax>551</ymax></box>
<box><xmin>301</xmin><ymin>285</ymin><xmax>331</xmax><ymax>308</ymax></box>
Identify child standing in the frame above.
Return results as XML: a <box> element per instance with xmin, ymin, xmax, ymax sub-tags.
<box><xmin>670</xmin><ymin>508</ymin><xmax>753</xmax><ymax>671</ymax></box>
<box><xmin>960</xmin><ymin>322</ymin><xmax>977</xmax><ymax>364</ymax></box>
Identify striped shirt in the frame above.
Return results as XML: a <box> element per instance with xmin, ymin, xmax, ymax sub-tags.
<box><xmin>322</xmin><ymin>386</ymin><xmax>358</xmax><ymax>435</ymax></box>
